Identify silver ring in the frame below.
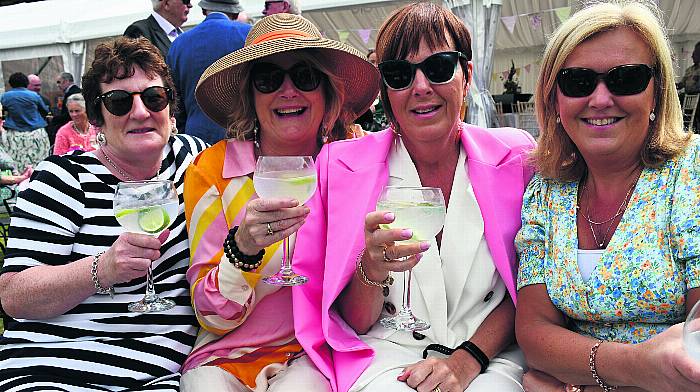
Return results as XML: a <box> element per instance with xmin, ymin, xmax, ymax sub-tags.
<box><xmin>433</xmin><ymin>387</ymin><xmax>442</xmax><ymax>392</ymax></box>
<box><xmin>382</xmin><ymin>247</ymin><xmax>391</xmax><ymax>262</ymax></box>
<box><xmin>266</xmin><ymin>222</ymin><xmax>274</xmax><ymax>236</ymax></box>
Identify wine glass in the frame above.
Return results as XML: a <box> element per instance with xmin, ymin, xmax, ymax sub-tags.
<box><xmin>253</xmin><ymin>156</ymin><xmax>317</xmax><ymax>286</ymax></box>
<box><xmin>376</xmin><ymin>186</ymin><xmax>446</xmax><ymax>331</ymax></box>
<box><xmin>113</xmin><ymin>180</ymin><xmax>179</xmax><ymax>313</ymax></box>
<box><xmin>684</xmin><ymin>300</ymin><xmax>700</xmax><ymax>362</ymax></box>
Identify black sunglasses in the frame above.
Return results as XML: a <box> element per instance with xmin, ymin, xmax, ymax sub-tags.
<box><xmin>378</xmin><ymin>51</ymin><xmax>468</xmax><ymax>91</ymax></box>
<box><xmin>95</xmin><ymin>86</ymin><xmax>174</xmax><ymax>117</ymax></box>
<box><xmin>181</xmin><ymin>0</ymin><xmax>191</xmax><ymax>5</ymax></box>
<box><xmin>557</xmin><ymin>64</ymin><xmax>654</xmax><ymax>98</ymax></box>
<box><xmin>251</xmin><ymin>62</ymin><xmax>323</xmax><ymax>94</ymax></box>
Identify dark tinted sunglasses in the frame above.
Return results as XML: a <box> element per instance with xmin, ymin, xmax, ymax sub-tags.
<box><xmin>251</xmin><ymin>62</ymin><xmax>323</xmax><ymax>94</ymax></box>
<box><xmin>557</xmin><ymin>64</ymin><xmax>654</xmax><ymax>97</ymax></box>
<box><xmin>95</xmin><ymin>86</ymin><xmax>174</xmax><ymax>117</ymax></box>
<box><xmin>378</xmin><ymin>51</ymin><xmax>468</xmax><ymax>91</ymax></box>
<box><xmin>182</xmin><ymin>0</ymin><xmax>191</xmax><ymax>5</ymax></box>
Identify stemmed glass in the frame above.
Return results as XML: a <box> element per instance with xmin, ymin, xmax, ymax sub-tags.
<box><xmin>684</xmin><ymin>300</ymin><xmax>700</xmax><ymax>362</ymax></box>
<box><xmin>376</xmin><ymin>186</ymin><xmax>446</xmax><ymax>331</ymax></box>
<box><xmin>113</xmin><ymin>180</ymin><xmax>178</xmax><ymax>313</ymax></box>
<box><xmin>253</xmin><ymin>156</ymin><xmax>317</xmax><ymax>286</ymax></box>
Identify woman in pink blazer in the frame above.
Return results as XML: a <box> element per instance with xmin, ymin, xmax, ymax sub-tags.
<box><xmin>293</xmin><ymin>3</ymin><xmax>535</xmax><ymax>392</ymax></box>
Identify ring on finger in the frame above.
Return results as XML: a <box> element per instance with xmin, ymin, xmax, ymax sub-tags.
<box><xmin>433</xmin><ymin>387</ymin><xmax>442</xmax><ymax>392</ymax></box>
<box><xmin>266</xmin><ymin>222</ymin><xmax>274</xmax><ymax>236</ymax></box>
<box><xmin>382</xmin><ymin>247</ymin><xmax>391</xmax><ymax>262</ymax></box>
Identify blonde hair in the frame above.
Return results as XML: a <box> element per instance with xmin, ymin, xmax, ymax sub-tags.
<box><xmin>226</xmin><ymin>49</ymin><xmax>351</xmax><ymax>145</ymax></box>
<box><xmin>533</xmin><ymin>0</ymin><xmax>689</xmax><ymax>181</ymax></box>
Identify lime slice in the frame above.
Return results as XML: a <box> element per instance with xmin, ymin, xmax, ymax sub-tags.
<box><xmin>115</xmin><ymin>208</ymin><xmax>137</xmax><ymax>219</ymax></box>
<box><xmin>285</xmin><ymin>175</ymin><xmax>315</xmax><ymax>185</ymax></box>
<box><xmin>137</xmin><ymin>206</ymin><xmax>170</xmax><ymax>234</ymax></box>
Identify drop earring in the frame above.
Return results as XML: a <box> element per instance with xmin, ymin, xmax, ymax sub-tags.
<box><xmin>649</xmin><ymin>112</ymin><xmax>656</xmax><ymax>122</ymax></box>
<box><xmin>253</xmin><ymin>119</ymin><xmax>260</xmax><ymax>149</ymax></box>
<box><xmin>96</xmin><ymin>131</ymin><xmax>107</xmax><ymax>146</ymax></box>
<box><xmin>556</xmin><ymin>115</ymin><xmax>561</xmax><ymax>124</ymax></box>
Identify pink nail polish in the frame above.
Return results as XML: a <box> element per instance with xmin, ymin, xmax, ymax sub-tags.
<box><xmin>420</xmin><ymin>241</ymin><xmax>430</xmax><ymax>251</ymax></box>
<box><xmin>415</xmin><ymin>253</ymin><xmax>423</xmax><ymax>261</ymax></box>
<box><xmin>401</xmin><ymin>229</ymin><xmax>413</xmax><ymax>239</ymax></box>
<box><xmin>384</xmin><ymin>212</ymin><xmax>395</xmax><ymax>221</ymax></box>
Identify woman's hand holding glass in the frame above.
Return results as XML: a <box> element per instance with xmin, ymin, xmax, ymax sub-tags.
<box><xmin>97</xmin><ymin>231</ymin><xmax>169</xmax><ymax>289</ymax></box>
<box><xmin>234</xmin><ymin>197</ymin><xmax>310</xmax><ymax>257</ymax></box>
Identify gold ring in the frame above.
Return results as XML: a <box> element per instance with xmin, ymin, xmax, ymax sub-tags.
<box><xmin>266</xmin><ymin>223</ymin><xmax>274</xmax><ymax>236</ymax></box>
<box><xmin>382</xmin><ymin>247</ymin><xmax>391</xmax><ymax>262</ymax></box>
<box><xmin>433</xmin><ymin>387</ymin><xmax>442</xmax><ymax>392</ymax></box>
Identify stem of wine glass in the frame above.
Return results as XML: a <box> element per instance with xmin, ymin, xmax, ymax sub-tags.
<box><xmin>145</xmin><ymin>263</ymin><xmax>156</xmax><ymax>300</ymax></box>
<box><xmin>403</xmin><ymin>269</ymin><xmax>412</xmax><ymax>312</ymax></box>
<box><xmin>279</xmin><ymin>237</ymin><xmax>292</xmax><ymax>276</ymax></box>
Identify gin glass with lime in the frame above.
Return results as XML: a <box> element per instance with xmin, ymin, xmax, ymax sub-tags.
<box><xmin>376</xmin><ymin>186</ymin><xmax>446</xmax><ymax>331</ymax></box>
<box><xmin>253</xmin><ymin>156</ymin><xmax>317</xmax><ymax>286</ymax></box>
<box><xmin>114</xmin><ymin>180</ymin><xmax>178</xmax><ymax>312</ymax></box>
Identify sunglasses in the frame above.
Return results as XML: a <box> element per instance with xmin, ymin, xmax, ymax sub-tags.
<box><xmin>95</xmin><ymin>86</ymin><xmax>174</xmax><ymax>117</ymax></box>
<box><xmin>264</xmin><ymin>0</ymin><xmax>283</xmax><ymax>9</ymax></box>
<box><xmin>378</xmin><ymin>51</ymin><xmax>468</xmax><ymax>91</ymax></box>
<box><xmin>251</xmin><ymin>62</ymin><xmax>323</xmax><ymax>94</ymax></box>
<box><xmin>182</xmin><ymin>0</ymin><xmax>191</xmax><ymax>5</ymax></box>
<box><xmin>557</xmin><ymin>64</ymin><xmax>654</xmax><ymax>97</ymax></box>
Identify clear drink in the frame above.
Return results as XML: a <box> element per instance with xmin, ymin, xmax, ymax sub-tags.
<box><xmin>377</xmin><ymin>200</ymin><xmax>446</xmax><ymax>243</ymax></box>
<box><xmin>685</xmin><ymin>330</ymin><xmax>700</xmax><ymax>363</ymax></box>
<box><xmin>115</xmin><ymin>201</ymin><xmax>179</xmax><ymax>236</ymax></box>
<box><xmin>253</xmin><ymin>170</ymin><xmax>317</xmax><ymax>203</ymax></box>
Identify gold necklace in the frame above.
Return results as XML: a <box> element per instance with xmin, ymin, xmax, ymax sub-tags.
<box><xmin>100</xmin><ymin>149</ymin><xmax>133</xmax><ymax>181</ymax></box>
<box><xmin>577</xmin><ymin>177</ymin><xmax>638</xmax><ymax>249</ymax></box>
<box><xmin>72</xmin><ymin>122</ymin><xmax>89</xmax><ymax>135</ymax></box>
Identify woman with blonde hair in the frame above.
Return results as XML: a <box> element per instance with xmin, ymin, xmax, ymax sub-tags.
<box><xmin>515</xmin><ymin>1</ymin><xmax>700</xmax><ymax>391</ymax></box>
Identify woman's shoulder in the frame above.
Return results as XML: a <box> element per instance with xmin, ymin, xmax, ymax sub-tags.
<box><xmin>463</xmin><ymin>123</ymin><xmax>536</xmax><ymax>150</ymax></box>
<box><xmin>323</xmin><ymin>129</ymin><xmax>393</xmax><ymax>157</ymax></box>
<box><xmin>171</xmin><ymin>134</ymin><xmax>208</xmax><ymax>157</ymax></box>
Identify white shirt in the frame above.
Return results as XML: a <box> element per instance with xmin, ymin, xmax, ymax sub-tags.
<box><xmin>152</xmin><ymin>11</ymin><xmax>181</xmax><ymax>41</ymax></box>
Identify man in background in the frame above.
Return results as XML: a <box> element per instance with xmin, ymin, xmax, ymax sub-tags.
<box><xmin>167</xmin><ymin>0</ymin><xmax>250</xmax><ymax>144</ymax></box>
<box><xmin>262</xmin><ymin>0</ymin><xmax>300</xmax><ymax>16</ymax></box>
<box><xmin>679</xmin><ymin>41</ymin><xmax>700</xmax><ymax>95</ymax></box>
<box><xmin>27</xmin><ymin>74</ymin><xmax>51</xmax><ymax>112</ymax></box>
<box><xmin>124</xmin><ymin>0</ymin><xmax>192</xmax><ymax>58</ymax></box>
<box><xmin>47</xmin><ymin>72</ymin><xmax>81</xmax><ymax>145</ymax></box>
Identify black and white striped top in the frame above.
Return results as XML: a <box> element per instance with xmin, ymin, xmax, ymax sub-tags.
<box><xmin>0</xmin><ymin>135</ymin><xmax>206</xmax><ymax>391</ymax></box>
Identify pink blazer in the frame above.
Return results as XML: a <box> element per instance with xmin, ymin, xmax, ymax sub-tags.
<box><xmin>292</xmin><ymin>125</ymin><xmax>535</xmax><ymax>392</ymax></box>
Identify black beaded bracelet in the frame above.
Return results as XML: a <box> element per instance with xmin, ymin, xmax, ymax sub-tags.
<box><xmin>223</xmin><ymin>226</ymin><xmax>265</xmax><ymax>271</ymax></box>
<box><xmin>421</xmin><ymin>341</ymin><xmax>489</xmax><ymax>374</ymax></box>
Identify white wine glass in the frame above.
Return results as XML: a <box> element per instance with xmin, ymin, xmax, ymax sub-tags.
<box><xmin>684</xmin><ymin>300</ymin><xmax>700</xmax><ymax>362</ymax></box>
<box><xmin>376</xmin><ymin>186</ymin><xmax>446</xmax><ymax>331</ymax></box>
<box><xmin>253</xmin><ymin>156</ymin><xmax>317</xmax><ymax>286</ymax></box>
<box><xmin>114</xmin><ymin>180</ymin><xmax>178</xmax><ymax>313</ymax></box>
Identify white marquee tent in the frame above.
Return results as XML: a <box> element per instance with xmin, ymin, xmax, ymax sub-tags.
<box><xmin>1</xmin><ymin>0</ymin><xmax>699</xmax><ymax>124</ymax></box>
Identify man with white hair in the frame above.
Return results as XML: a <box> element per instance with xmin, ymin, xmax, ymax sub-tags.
<box><xmin>124</xmin><ymin>0</ymin><xmax>193</xmax><ymax>58</ymax></box>
<box><xmin>262</xmin><ymin>0</ymin><xmax>300</xmax><ymax>16</ymax></box>
<box><xmin>166</xmin><ymin>0</ymin><xmax>250</xmax><ymax>144</ymax></box>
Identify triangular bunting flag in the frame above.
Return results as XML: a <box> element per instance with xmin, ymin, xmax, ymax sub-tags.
<box><xmin>502</xmin><ymin>70</ymin><xmax>509</xmax><ymax>80</ymax></box>
<box><xmin>338</xmin><ymin>30</ymin><xmax>350</xmax><ymax>43</ymax></box>
<box><xmin>357</xmin><ymin>29</ymin><xmax>371</xmax><ymax>44</ymax></box>
<box><xmin>501</xmin><ymin>16</ymin><xmax>517</xmax><ymax>34</ymax></box>
<box><xmin>529</xmin><ymin>14</ymin><xmax>542</xmax><ymax>30</ymax></box>
<box><xmin>524</xmin><ymin>64</ymin><xmax>531</xmax><ymax>73</ymax></box>
<box><xmin>555</xmin><ymin>7</ymin><xmax>571</xmax><ymax>23</ymax></box>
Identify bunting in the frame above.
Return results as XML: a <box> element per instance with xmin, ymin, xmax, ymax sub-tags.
<box><xmin>338</xmin><ymin>30</ymin><xmax>350</xmax><ymax>42</ymax></box>
<box><xmin>500</xmin><ymin>6</ymin><xmax>572</xmax><ymax>34</ymax></box>
<box><xmin>501</xmin><ymin>15</ymin><xmax>517</xmax><ymax>34</ymax></box>
<box><xmin>357</xmin><ymin>29</ymin><xmax>372</xmax><ymax>44</ymax></box>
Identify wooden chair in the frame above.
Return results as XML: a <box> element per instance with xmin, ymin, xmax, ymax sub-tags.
<box><xmin>515</xmin><ymin>101</ymin><xmax>535</xmax><ymax>113</ymax></box>
<box><xmin>513</xmin><ymin>102</ymin><xmax>539</xmax><ymax>138</ymax></box>
<box><xmin>683</xmin><ymin>94</ymin><xmax>699</xmax><ymax>132</ymax></box>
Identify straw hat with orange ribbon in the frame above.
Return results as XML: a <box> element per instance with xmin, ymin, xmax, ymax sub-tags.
<box><xmin>195</xmin><ymin>13</ymin><xmax>380</xmax><ymax>129</ymax></box>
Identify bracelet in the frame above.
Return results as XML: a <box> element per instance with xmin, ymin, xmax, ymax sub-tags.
<box><xmin>457</xmin><ymin>341</ymin><xmax>489</xmax><ymax>374</ymax></box>
<box><xmin>589</xmin><ymin>340</ymin><xmax>617</xmax><ymax>391</ymax></box>
<box><xmin>223</xmin><ymin>226</ymin><xmax>265</xmax><ymax>271</ymax></box>
<box><xmin>564</xmin><ymin>384</ymin><xmax>584</xmax><ymax>392</ymax></box>
<box><xmin>91</xmin><ymin>251</ymin><xmax>114</xmax><ymax>298</ymax></box>
<box><xmin>356</xmin><ymin>248</ymin><xmax>393</xmax><ymax>288</ymax></box>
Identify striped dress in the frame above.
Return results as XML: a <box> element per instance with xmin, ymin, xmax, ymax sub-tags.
<box><xmin>182</xmin><ymin>140</ymin><xmax>302</xmax><ymax>390</ymax></box>
<box><xmin>0</xmin><ymin>134</ymin><xmax>207</xmax><ymax>391</ymax></box>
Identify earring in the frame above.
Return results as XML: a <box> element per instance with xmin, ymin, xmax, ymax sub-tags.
<box><xmin>556</xmin><ymin>115</ymin><xmax>561</xmax><ymax>124</ymax></box>
<box><xmin>96</xmin><ymin>131</ymin><xmax>107</xmax><ymax>146</ymax></box>
<box><xmin>253</xmin><ymin>119</ymin><xmax>260</xmax><ymax>149</ymax></box>
<box><xmin>649</xmin><ymin>112</ymin><xmax>656</xmax><ymax>121</ymax></box>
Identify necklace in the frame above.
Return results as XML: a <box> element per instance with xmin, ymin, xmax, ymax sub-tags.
<box><xmin>100</xmin><ymin>149</ymin><xmax>133</xmax><ymax>181</ymax></box>
<box><xmin>577</xmin><ymin>176</ymin><xmax>638</xmax><ymax>249</ymax></box>
<box><xmin>72</xmin><ymin>122</ymin><xmax>89</xmax><ymax>135</ymax></box>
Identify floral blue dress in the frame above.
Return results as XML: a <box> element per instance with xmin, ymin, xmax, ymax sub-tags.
<box><xmin>516</xmin><ymin>136</ymin><xmax>700</xmax><ymax>344</ymax></box>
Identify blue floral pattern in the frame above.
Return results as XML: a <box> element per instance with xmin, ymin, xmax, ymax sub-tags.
<box><xmin>516</xmin><ymin>136</ymin><xmax>700</xmax><ymax>344</ymax></box>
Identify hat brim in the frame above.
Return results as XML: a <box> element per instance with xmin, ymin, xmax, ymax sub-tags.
<box><xmin>198</xmin><ymin>0</ymin><xmax>243</xmax><ymax>14</ymax></box>
<box><xmin>196</xmin><ymin>37</ymin><xmax>380</xmax><ymax>129</ymax></box>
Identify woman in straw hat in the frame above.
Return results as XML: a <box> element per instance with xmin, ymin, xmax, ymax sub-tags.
<box><xmin>293</xmin><ymin>2</ymin><xmax>534</xmax><ymax>392</ymax></box>
<box><xmin>180</xmin><ymin>13</ymin><xmax>379</xmax><ymax>391</ymax></box>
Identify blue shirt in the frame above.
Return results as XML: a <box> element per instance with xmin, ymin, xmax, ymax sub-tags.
<box><xmin>1</xmin><ymin>87</ymin><xmax>49</xmax><ymax>132</ymax></box>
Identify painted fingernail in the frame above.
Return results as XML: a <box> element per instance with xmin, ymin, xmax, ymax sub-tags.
<box><xmin>415</xmin><ymin>253</ymin><xmax>423</xmax><ymax>261</ymax></box>
<box><xmin>420</xmin><ymin>241</ymin><xmax>430</xmax><ymax>251</ymax></box>
<box><xmin>384</xmin><ymin>212</ymin><xmax>395</xmax><ymax>221</ymax></box>
<box><xmin>401</xmin><ymin>229</ymin><xmax>413</xmax><ymax>239</ymax></box>
<box><xmin>303</xmin><ymin>207</ymin><xmax>311</xmax><ymax>214</ymax></box>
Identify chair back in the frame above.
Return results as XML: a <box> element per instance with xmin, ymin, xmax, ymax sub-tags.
<box><xmin>683</xmin><ymin>94</ymin><xmax>699</xmax><ymax>132</ymax></box>
<box><xmin>515</xmin><ymin>101</ymin><xmax>535</xmax><ymax>113</ymax></box>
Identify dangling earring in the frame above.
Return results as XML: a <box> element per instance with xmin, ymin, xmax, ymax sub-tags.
<box><xmin>556</xmin><ymin>115</ymin><xmax>561</xmax><ymax>124</ymax></box>
<box><xmin>459</xmin><ymin>95</ymin><xmax>468</xmax><ymax>121</ymax></box>
<box><xmin>253</xmin><ymin>119</ymin><xmax>260</xmax><ymax>149</ymax></box>
<box><xmin>649</xmin><ymin>112</ymin><xmax>656</xmax><ymax>122</ymax></box>
<box><xmin>96</xmin><ymin>131</ymin><xmax>107</xmax><ymax>146</ymax></box>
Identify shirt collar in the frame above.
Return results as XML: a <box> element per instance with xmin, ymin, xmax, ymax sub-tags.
<box><xmin>152</xmin><ymin>11</ymin><xmax>181</xmax><ymax>38</ymax></box>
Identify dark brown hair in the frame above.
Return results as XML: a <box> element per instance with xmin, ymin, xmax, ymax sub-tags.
<box><xmin>375</xmin><ymin>2</ymin><xmax>472</xmax><ymax>130</ymax></box>
<box><xmin>82</xmin><ymin>37</ymin><xmax>177</xmax><ymax>127</ymax></box>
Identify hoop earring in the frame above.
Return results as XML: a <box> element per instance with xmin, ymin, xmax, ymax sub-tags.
<box><xmin>253</xmin><ymin>119</ymin><xmax>260</xmax><ymax>149</ymax></box>
<box><xmin>649</xmin><ymin>112</ymin><xmax>656</xmax><ymax>122</ymax></box>
<box><xmin>96</xmin><ymin>131</ymin><xmax>107</xmax><ymax>146</ymax></box>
